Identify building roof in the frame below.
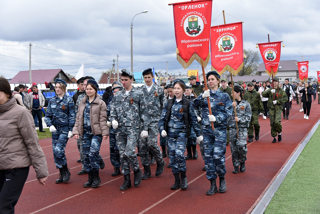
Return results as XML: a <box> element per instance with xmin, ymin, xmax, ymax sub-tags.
<box><xmin>9</xmin><ymin>69</ymin><xmax>70</xmax><ymax>84</ymax></box>
<box><xmin>257</xmin><ymin>60</ymin><xmax>298</xmax><ymax>73</ymax></box>
<box><xmin>230</xmin><ymin>75</ymin><xmax>270</xmax><ymax>83</ymax></box>
<box><xmin>99</xmin><ymin>72</ymin><xmax>118</xmax><ymax>84</ymax></box>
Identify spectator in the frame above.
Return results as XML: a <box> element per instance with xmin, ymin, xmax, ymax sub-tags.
<box><xmin>299</xmin><ymin>82</ymin><xmax>313</xmax><ymax>119</ymax></box>
<box><xmin>0</xmin><ymin>77</ymin><xmax>48</xmax><ymax>213</ymax></box>
<box><xmin>73</xmin><ymin>77</ymin><xmax>85</xmax><ymax>104</ymax></box>
<box><xmin>18</xmin><ymin>84</ymin><xmax>26</xmax><ymax>102</ymax></box>
<box><xmin>312</xmin><ymin>81</ymin><xmax>317</xmax><ymax>101</ymax></box>
<box><xmin>296</xmin><ymin>82</ymin><xmax>304</xmax><ymax>112</ymax></box>
<box><xmin>13</xmin><ymin>87</ymin><xmax>25</xmax><ymax>107</ymax></box>
<box><xmin>266</xmin><ymin>80</ymin><xmax>272</xmax><ymax>88</ymax></box>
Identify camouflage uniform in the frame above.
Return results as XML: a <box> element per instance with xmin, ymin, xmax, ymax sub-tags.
<box><xmin>159</xmin><ymin>98</ymin><xmax>201</xmax><ymax>173</ymax></box>
<box><xmin>138</xmin><ymin>84</ymin><xmax>165</xmax><ymax>167</ymax></box>
<box><xmin>228</xmin><ymin>100</ymin><xmax>251</xmax><ymax>167</ymax></box>
<box><xmin>262</xmin><ymin>88</ymin><xmax>288</xmax><ymax>137</ymax></box>
<box><xmin>45</xmin><ymin>94</ymin><xmax>75</xmax><ymax>168</ymax></box>
<box><xmin>220</xmin><ymin>86</ymin><xmax>232</xmax><ymax>144</ymax></box>
<box><xmin>109</xmin><ymin>87</ymin><xmax>146</xmax><ymax>175</ymax></box>
<box><xmin>192</xmin><ymin>84</ymin><xmax>203</xmax><ymax>96</ymax></box>
<box><xmin>244</xmin><ymin>89</ymin><xmax>264</xmax><ymax>139</ymax></box>
<box><xmin>193</xmin><ymin>89</ymin><xmax>233</xmax><ymax>180</ymax></box>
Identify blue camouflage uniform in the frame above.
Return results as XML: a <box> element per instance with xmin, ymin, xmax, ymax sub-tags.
<box><xmin>109</xmin><ymin>87</ymin><xmax>146</xmax><ymax>175</ymax></box>
<box><xmin>193</xmin><ymin>89</ymin><xmax>233</xmax><ymax>180</ymax></box>
<box><xmin>138</xmin><ymin>84</ymin><xmax>165</xmax><ymax>166</ymax></box>
<box><xmin>159</xmin><ymin>97</ymin><xmax>201</xmax><ymax>173</ymax></box>
<box><xmin>228</xmin><ymin>99</ymin><xmax>251</xmax><ymax>167</ymax></box>
<box><xmin>45</xmin><ymin>94</ymin><xmax>75</xmax><ymax>168</ymax></box>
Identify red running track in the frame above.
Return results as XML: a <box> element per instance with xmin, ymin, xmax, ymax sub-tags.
<box><xmin>15</xmin><ymin>100</ymin><xmax>320</xmax><ymax>214</ymax></box>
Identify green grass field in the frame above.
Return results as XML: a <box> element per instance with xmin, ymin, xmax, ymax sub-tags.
<box><xmin>265</xmin><ymin>126</ymin><xmax>320</xmax><ymax>214</ymax></box>
<box><xmin>36</xmin><ymin>128</ymin><xmax>51</xmax><ymax>139</ymax></box>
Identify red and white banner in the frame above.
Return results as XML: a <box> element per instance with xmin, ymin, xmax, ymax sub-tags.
<box><xmin>317</xmin><ymin>71</ymin><xmax>320</xmax><ymax>83</ymax></box>
<box><xmin>210</xmin><ymin>22</ymin><xmax>243</xmax><ymax>75</ymax></box>
<box><xmin>258</xmin><ymin>41</ymin><xmax>282</xmax><ymax>77</ymax></box>
<box><xmin>298</xmin><ymin>61</ymin><xmax>309</xmax><ymax>81</ymax></box>
<box><xmin>172</xmin><ymin>0</ymin><xmax>212</xmax><ymax>69</ymax></box>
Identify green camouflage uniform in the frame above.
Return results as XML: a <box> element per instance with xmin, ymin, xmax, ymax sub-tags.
<box><xmin>220</xmin><ymin>86</ymin><xmax>232</xmax><ymax>100</ymax></box>
<box><xmin>262</xmin><ymin>88</ymin><xmax>288</xmax><ymax>137</ymax></box>
<box><xmin>192</xmin><ymin>84</ymin><xmax>203</xmax><ymax>96</ymax></box>
<box><xmin>244</xmin><ymin>89</ymin><xmax>264</xmax><ymax>138</ymax></box>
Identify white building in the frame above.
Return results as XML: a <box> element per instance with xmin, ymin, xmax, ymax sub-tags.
<box><xmin>257</xmin><ymin>60</ymin><xmax>298</xmax><ymax>82</ymax></box>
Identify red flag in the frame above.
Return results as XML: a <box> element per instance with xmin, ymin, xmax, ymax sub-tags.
<box><xmin>172</xmin><ymin>0</ymin><xmax>212</xmax><ymax>69</ymax></box>
<box><xmin>258</xmin><ymin>41</ymin><xmax>282</xmax><ymax>77</ymax></box>
<box><xmin>210</xmin><ymin>22</ymin><xmax>244</xmax><ymax>75</ymax></box>
<box><xmin>298</xmin><ymin>61</ymin><xmax>309</xmax><ymax>81</ymax></box>
<box><xmin>317</xmin><ymin>71</ymin><xmax>320</xmax><ymax>83</ymax></box>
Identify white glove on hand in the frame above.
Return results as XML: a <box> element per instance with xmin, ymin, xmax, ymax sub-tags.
<box><xmin>202</xmin><ymin>89</ymin><xmax>210</xmax><ymax>98</ymax></box>
<box><xmin>49</xmin><ymin>125</ymin><xmax>56</xmax><ymax>132</ymax></box>
<box><xmin>68</xmin><ymin>131</ymin><xmax>73</xmax><ymax>138</ymax></box>
<box><xmin>112</xmin><ymin>120</ymin><xmax>118</xmax><ymax>129</ymax></box>
<box><xmin>197</xmin><ymin>116</ymin><xmax>201</xmax><ymax>122</ymax></box>
<box><xmin>271</xmin><ymin>89</ymin><xmax>276</xmax><ymax>93</ymax></box>
<box><xmin>208</xmin><ymin>115</ymin><xmax>216</xmax><ymax>122</ymax></box>
<box><xmin>273</xmin><ymin>100</ymin><xmax>277</xmax><ymax>105</ymax></box>
<box><xmin>140</xmin><ymin>130</ymin><xmax>148</xmax><ymax>138</ymax></box>
<box><xmin>106</xmin><ymin>121</ymin><xmax>111</xmax><ymax>128</ymax></box>
<box><xmin>161</xmin><ymin>130</ymin><xmax>167</xmax><ymax>138</ymax></box>
<box><xmin>196</xmin><ymin>135</ymin><xmax>203</xmax><ymax>144</ymax></box>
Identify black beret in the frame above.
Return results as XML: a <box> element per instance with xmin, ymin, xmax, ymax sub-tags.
<box><xmin>54</xmin><ymin>78</ymin><xmax>67</xmax><ymax>87</ymax></box>
<box><xmin>206</xmin><ymin>71</ymin><xmax>220</xmax><ymax>80</ymax></box>
<box><xmin>87</xmin><ymin>79</ymin><xmax>99</xmax><ymax>89</ymax></box>
<box><xmin>173</xmin><ymin>79</ymin><xmax>186</xmax><ymax>87</ymax></box>
<box><xmin>142</xmin><ymin>68</ymin><xmax>153</xmax><ymax>76</ymax></box>
<box><xmin>165</xmin><ymin>84</ymin><xmax>173</xmax><ymax>89</ymax></box>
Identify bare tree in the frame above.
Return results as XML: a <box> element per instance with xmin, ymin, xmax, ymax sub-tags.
<box><xmin>0</xmin><ymin>75</ymin><xmax>4</xmax><ymax>78</ymax></box>
<box><xmin>238</xmin><ymin>49</ymin><xmax>260</xmax><ymax>76</ymax></box>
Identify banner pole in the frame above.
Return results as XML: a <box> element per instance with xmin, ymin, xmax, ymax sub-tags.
<box><xmin>202</xmin><ymin>65</ymin><xmax>215</xmax><ymax>130</ymax></box>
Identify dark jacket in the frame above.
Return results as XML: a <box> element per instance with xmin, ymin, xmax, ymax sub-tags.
<box><xmin>73</xmin><ymin>90</ymin><xmax>86</xmax><ymax>104</ymax></box>
<box><xmin>299</xmin><ymin>87</ymin><xmax>313</xmax><ymax>103</ymax></box>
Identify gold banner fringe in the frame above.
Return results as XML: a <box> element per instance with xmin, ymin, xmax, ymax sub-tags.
<box><xmin>176</xmin><ymin>53</ymin><xmax>210</xmax><ymax>69</ymax></box>
<box><xmin>265</xmin><ymin>67</ymin><xmax>278</xmax><ymax>77</ymax></box>
<box><xmin>211</xmin><ymin>62</ymin><xmax>244</xmax><ymax>76</ymax></box>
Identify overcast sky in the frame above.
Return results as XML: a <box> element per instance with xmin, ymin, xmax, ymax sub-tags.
<box><xmin>0</xmin><ymin>0</ymin><xmax>319</xmax><ymax>81</ymax></box>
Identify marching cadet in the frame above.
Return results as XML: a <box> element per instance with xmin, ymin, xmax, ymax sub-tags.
<box><xmin>159</xmin><ymin>80</ymin><xmax>202</xmax><ymax>191</ymax></box>
<box><xmin>262</xmin><ymin>77</ymin><xmax>288</xmax><ymax>143</ymax></box>
<box><xmin>188</xmin><ymin>75</ymin><xmax>202</xmax><ymax>96</ymax></box>
<box><xmin>109</xmin><ymin>69</ymin><xmax>146</xmax><ymax>191</ymax></box>
<box><xmin>44</xmin><ymin>79</ymin><xmax>75</xmax><ymax>184</ymax></box>
<box><xmin>162</xmin><ymin>84</ymin><xmax>174</xmax><ymax>162</ymax></box>
<box><xmin>184</xmin><ymin>85</ymin><xmax>199</xmax><ymax>160</ymax></box>
<box><xmin>244</xmin><ymin>82</ymin><xmax>264</xmax><ymax>142</ymax></box>
<box><xmin>75</xmin><ymin>76</ymin><xmax>105</xmax><ymax>175</ymax></box>
<box><xmin>106</xmin><ymin>82</ymin><xmax>123</xmax><ymax>176</ymax></box>
<box><xmin>228</xmin><ymin>84</ymin><xmax>252</xmax><ymax>174</ymax></box>
<box><xmin>73</xmin><ymin>79</ymin><xmax>109</xmax><ymax>188</ymax></box>
<box><xmin>193</xmin><ymin>71</ymin><xmax>233</xmax><ymax>196</ymax></box>
<box><xmin>220</xmin><ymin>78</ymin><xmax>232</xmax><ymax>99</ymax></box>
<box><xmin>282</xmin><ymin>78</ymin><xmax>295</xmax><ymax>120</ymax></box>
<box><xmin>138</xmin><ymin>68</ymin><xmax>166</xmax><ymax>180</ymax></box>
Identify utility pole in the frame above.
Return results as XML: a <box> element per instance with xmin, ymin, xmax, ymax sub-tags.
<box><xmin>117</xmin><ymin>55</ymin><xmax>119</xmax><ymax>80</ymax></box>
<box><xmin>29</xmin><ymin>43</ymin><xmax>32</xmax><ymax>84</ymax></box>
<box><xmin>111</xmin><ymin>59</ymin><xmax>116</xmax><ymax>84</ymax></box>
<box><xmin>166</xmin><ymin>61</ymin><xmax>168</xmax><ymax>73</ymax></box>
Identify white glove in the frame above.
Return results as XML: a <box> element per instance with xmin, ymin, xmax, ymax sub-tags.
<box><xmin>49</xmin><ymin>125</ymin><xmax>56</xmax><ymax>132</ymax></box>
<box><xmin>161</xmin><ymin>130</ymin><xmax>167</xmax><ymax>137</ymax></box>
<box><xmin>68</xmin><ymin>131</ymin><xmax>73</xmax><ymax>138</ymax></box>
<box><xmin>202</xmin><ymin>89</ymin><xmax>210</xmax><ymax>98</ymax></box>
<box><xmin>197</xmin><ymin>116</ymin><xmax>201</xmax><ymax>122</ymax></box>
<box><xmin>112</xmin><ymin>120</ymin><xmax>118</xmax><ymax>129</ymax></box>
<box><xmin>273</xmin><ymin>100</ymin><xmax>277</xmax><ymax>105</ymax></box>
<box><xmin>106</xmin><ymin>121</ymin><xmax>111</xmax><ymax>128</ymax></box>
<box><xmin>271</xmin><ymin>89</ymin><xmax>276</xmax><ymax>93</ymax></box>
<box><xmin>208</xmin><ymin>115</ymin><xmax>216</xmax><ymax>122</ymax></box>
<box><xmin>140</xmin><ymin>130</ymin><xmax>148</xmax><ymax>138</ymax></box>
<box><xmin>318</xmin><ymin>92</ymin><xmax>320</xmax><ymax>94</ymax></box>
<box><xmin>196</xmin><ymin>135</ymin><xmax>203</xmax><ymax>144</ymax></box>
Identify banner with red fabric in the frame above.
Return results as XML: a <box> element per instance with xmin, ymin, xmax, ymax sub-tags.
<box><xmin>317</xmin><ymin>71</ymin><xmax>320</xmax><ymax>83</ymax></box>
<box><xmin>298</xmin><ymin>61</ymin><xmax>309</xmax><ymax>81</ymax></box>
<box><xmin>172</xmin><ymin>0</ymin><xmax>212</xmax><ymax>69</ymax></box>
<box><xmin>210</xmin><ymin>22</ymin><xmax>243</xmax><ymax>75</ymax></box>
<box><xmin>258</xmin><ymin>41</ymin><xmax>282</xmax><ymax>77</ymax></box>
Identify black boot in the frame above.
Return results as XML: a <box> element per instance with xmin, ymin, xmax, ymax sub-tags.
<box><xmin>185</xmin><ymin>147</ymin><xmax>192</xmax><ymax>160</ymax></box>
<box><xmin>219</xmin><ymin>177</ymin><xmax>227</xmax><ymax>193</ymax></box>
<box><xmin>62</xmin><ymin>165</ymin><xmax>70</xmax><ymax>183</ymax></box>
<box><xmin>180</xmin><ymin>171</ymin><xmax>188</xmax><ymax>190</ymax></box>
<box><xmin>142</xmin><ymin>165</ymin><xmax>151</xmax><ymax>180</ymax></box>
<box><xmin>155</xmin><ymin>161</ymin><xmax>166</xmax><ymax>176</ymax></box>
<box><xmin>55</xmin><ymin>168</ymin><xmax>64</xmax><ymax>184</ymax></box>
<box><xmin>240</xmin><ymin>162</ymin><xmax>246</xmax><ymax>172</ymax></box>
<box><xmin>255</xmin><ymin>133</ymin><xmax>259</xmax><ymax>141</ymax></box>
<box><xmin>202</xmin><ymin>166</ymin><xmax>206</xmax><ymax>171</ymax></box>
<box><xmin>99</xmin><ymin>158</ymin><xmax>105</xmax><ymax>170</ymax></box>
<box><xmin>77</xmin><ymin>159</ymin><xmax>81</xmax><ymax>163</ymax></box>
<box><xmin>167</xmin><ymin>164</ymin><xmax>171</xmax><ymax>168</ymax></box>
<box><xmin>232</xmin><ymin>166</ymin><xmax>239</xmax><ymax>174</ymax></box>
<box><xmin>192</xmin><ymin>145</ymin><xmax>198</xmax><ymax>160</ymax></box>
<box><xmin>119</xmin><ymin>174</ymin><xmax>131</xmax><ymax>191</ymax></box>
<box><xmin>83</xmin><ymin>171</ymin><xmax>93</xmax><ymax>188</ymax></box>
<box><xmin>78</xmin><ymin>169</ymin><xmax>87</xmax><ymax>175</ymax></box>
<box><xmin>91</xmin><ymin>170</ymin><xmax>101</xmax><ymax>188</ymax></box>
<box><xmin>248</xmin><ymin>136</ymin><xmax>254</xmax><ymax>143</ymax></box>
<box><xmin>171</xmin><ymin>173</ymin><xmax>180</xmax><ymax>190</ymax></box>
<box><xmin>278</xmin><ymin>134</ymin><xmax>282</xmax><ymax>142</ymax></box>
<box><xmin>272</xmin><ymin>137</ymin><xmax>277</xmax><ymax>143</ymax></box>
<box><xmin>112</xmin><ymin>167</ymin><xmax>121</xmax><ymax>177</ymax></box>
<box><xmin>161</xmin><ymin>146</ymin><xmax>167</xmax><ymax>158</ymax></box>
<box><xmin>206</xmin><ymin>179</ymin><xmax>218</xmax><ymax>195</ymax></box>
<box><xmin>150</xmin><ymin>154</ymin><xmax>156</xmax><ymax>165</ymax></box>
<box><xmin>133</xmin><ymin>168</ymin><xmax>142</xmax><ymax>187</ymax></box>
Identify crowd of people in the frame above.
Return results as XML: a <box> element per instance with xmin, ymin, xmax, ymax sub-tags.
<box><xmin>0</xmin><ymin>70</ymin><xmax>318</xmax><ymax>213</ymax></box>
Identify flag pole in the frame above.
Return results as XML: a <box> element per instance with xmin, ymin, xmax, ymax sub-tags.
<box><xmin>201</xmin><ymin>66</ymin><xmax>214</xmax><ymax>130</ymax></box>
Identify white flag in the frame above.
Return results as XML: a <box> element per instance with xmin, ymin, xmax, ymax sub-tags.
<box><xmin>75</xmin><ymin>64</ymin><xmax>84</xmax><ymax>80</ymax></box>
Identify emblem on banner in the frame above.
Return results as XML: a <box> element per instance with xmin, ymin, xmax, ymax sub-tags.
<box><xmin>218</xmin><ymin>35</ymin><xmax>235</xmax><ymax>52</ymax></box>
<box><xmin>184</xmin><ymin>15</ymin><xmax>203</xmax><ymax>37</ymax></box>
<box><xmin>301</xmin><ymin>65</ymin><xmax>307</xmax><ymax>73</ymax></box>
<box><xmin>264</xmin><ymin>50</ymin><xmax>276</xmax><ymax>61</ymax></box>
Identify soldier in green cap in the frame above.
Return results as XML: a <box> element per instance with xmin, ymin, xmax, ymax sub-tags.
<box><xmin>262</xmin><ymin>77</ymin><xmax>288</xmax><ymax>143</ymax></box>
<box><xmin>220</xmin><ymin>78</ymin><xmax>232</xmax><ymax>99</ymax></box>
<box><xmin>188</xmin><ymin>75</ymin><xmax>202</xmax><ymax>96</ymax></box>
<box><xmin>244</xmin><ymin>82</ymin><xmax>264</xmax><ymax>142</ymax></box>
